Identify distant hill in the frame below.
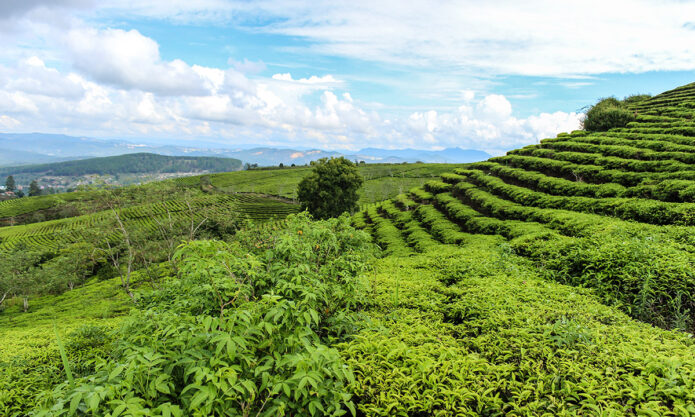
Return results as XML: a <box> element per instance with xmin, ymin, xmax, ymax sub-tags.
<box><xmin>0</xmin><ymin>132</ymin><xmax>492</xmax><ymax>167</ymax></box>
<box><xmin>354</xmin><ymin>147</ymin><xmax>491</xmax><ymax>163</ymax></box>
<box><xmin>0</xmin><ymin>153</ymin><xmax>242</xmax><ymax>177</ymax></box>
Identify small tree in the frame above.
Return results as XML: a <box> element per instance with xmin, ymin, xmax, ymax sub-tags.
<box><xmin>0</xmin><ymin>245</ymin><xmax>42</xmax><ymax>312</ymax></box>
<box><xmin>297</xmin><ymin>157</ymin><xmax>363</xmax><ymax>219</ymax></box>
<box><xmin>5</xmin><ymin>175</ymin><xmax>15</xmax><ymax>192</ymax></box>
<box><xmin>29</xmin><ymin>180</ymin><xmax>41</xmax><ymax>197</ymax></box>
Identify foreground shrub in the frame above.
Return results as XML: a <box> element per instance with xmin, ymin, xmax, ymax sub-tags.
<box><xmin>36</xmin><ymin>213</ymin><xmax>375</xmax><ymax>416</ymax></box>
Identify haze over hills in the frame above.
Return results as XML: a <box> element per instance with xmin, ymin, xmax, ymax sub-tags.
<box><xmin>0</xmin><ymin>132</ymin><xmax>491</xmax><ymax>167</ymax></box>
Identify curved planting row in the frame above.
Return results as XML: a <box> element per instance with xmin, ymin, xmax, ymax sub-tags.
<box><xmin>353</xmin><ymin>82</ymin><xmax>695</xmax><ymax>333</ymax></box>
<box><xmin>473</xmin><ymin>161</ymin><xmax>695</xmax><ymax>202</ymax></box>
<box><xmin>0</xmin><ymin>193</ymin><xmax>299</xmax><ymax>251</ymax></box>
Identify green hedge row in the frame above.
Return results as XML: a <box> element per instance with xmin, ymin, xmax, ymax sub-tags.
<box><xmin>513</xmin><ymin>146</ymin><xmax>695</xmax><ymax>174</ymax></box>
<box><xmin>495</xmin><ymin>154</ymin><xmax>695</xmax><ymax>187</ymax></box>
<box><xmin>392</xmin><ymin>193</ymin><xmax>417</xmax><ymax>211</ymax></box>
<box><xmin>412</xmin><ymin>204</ymin><xmax>471</xmax><ymax>245</ymax></box>
<box><xmin>378</xmin><ymin>200</ymin><xmax>440</xmax><ymax>253</ymax></box>
<box><xmin>471</xmin><ymin>161</ymin><xmax>695</xmax><ymax>203</ymax></box>
<box><xmin>408</xmin><ymin>187</ymin><xmax>434</xmax><ymax>202</ymax></box>
<box><xmin>462</xmin><ymin>170</ymin><xmax>695</xmax><ymax>225</ymax></box>
<box><xmin>364</xmin><ymin>206</ymin><xmax>413</xmax><ymax>257</ymax></box>
<box><xmin>422</xmin><ymin>180</ymin><xmax>452</xmax><ymax>194</ymax></box>
<box><xmin>539</xmin><ymin>140</ymin><xmax>695</xmax><ymax>164</ymax></box>
<box><xmin>599</xmin><ymin>130</ymin><xmax>695</xmax><ymax>147</ymax></box>
<box><xmin>568</xmin><ymin>134</ymin><xmax>695</xmax><ymax>153</ymax></box>
<box><xmin>434</xmin><ymin>192</ymin><xmax>556</xmax><ymax>240</ymax></box>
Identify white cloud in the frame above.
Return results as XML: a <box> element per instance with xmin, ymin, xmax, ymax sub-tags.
<box><xmin>400</xmin><ymin>97</ymin><xmax>582</xmax><ymax>154</ymax></box>
<box><xmin>228</xmin><ymin>58</ymin><xmax>266</xmax><ymax>74</ymax></box>
<box><xmin>0</xmin><ymin>5</ymin><xmax>586</xmax><ymax>152</ymax></box>
<box><xmin>93</xmin><ymin>0</ymin><xmax>695</xmax><ymax>77</ymax></box>
<box><xmin>0</xmin><ymin>50</ymin><xmax>581</xmax><ymax>151</ymax></box>
<box><xmin>0</xmin><ymin>115</ymin><xmax>21</xmax><ymax>129</ymax></box>
<box><xmin>66</xmin><ymin>27</ymin><xmax>210</xmax><ymax>95</ymax></box>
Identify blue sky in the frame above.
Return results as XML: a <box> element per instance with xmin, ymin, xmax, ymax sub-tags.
<box><xmin>0</xmin><ymin>0</ymin><xmax>694</xmax><ymax>154</ymax></box>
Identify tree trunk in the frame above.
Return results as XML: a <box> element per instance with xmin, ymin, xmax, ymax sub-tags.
<box><xmin>23</xmin><ymin>296</ymin><xmax>28</xmax><ymax>312</ymax></box>
<box><xmin>0</xmin><ymin>292</ymin><xmax>7</xmax><ymax>308</ymax></box>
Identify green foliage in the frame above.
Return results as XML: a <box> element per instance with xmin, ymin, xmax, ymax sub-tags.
<box><xmin>35</xmin><ymin>213</ymin><xmax>375</xmax><ymax>416</ymax></box>
<box><xmin>622</xmin><ymin>94</ymin><xmax>652</xmax><ymax>104</ymax></box>
<box><xmin>339</xmin><ymin>243</ymin><xmax>695</xmax><ymax>416</ymax></box>
<box><xmin>298</xmin><ymin>158</ymin><xmax>364</xmax><ymax>219</ymax></box>
<box><xmin>583</xmin><ymin>97</ymin><xmax>636</xmax><ymax>131</ymax></box>
<box><xmin>0</xmin><ymin>274</ymin><xmax>127</xmax><ymax>416</ymax></box>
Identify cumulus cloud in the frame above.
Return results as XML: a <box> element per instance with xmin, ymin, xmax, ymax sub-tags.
<box><xmin>0</xmin><ymin>6</ymin><xmax>585</xmax><ymax>152</ymax></box>
<box><xmin>4</xmin><ymin>57</ymin><xmax>85</xmax><ymax>98</ymax></box>
<box><xmin>401</xmin><ymin>97</ymin><xmax>581</xmax><ymax>154</ymax></box>
<box><xmin>66</xmin><ymin>27</ymin><xmax>210</xmax><ymax>96</ymax></box>
<box><xmin>0</xmin><ymin>51</ymin><xmax>580</xmax><ymax>152</ymax></box>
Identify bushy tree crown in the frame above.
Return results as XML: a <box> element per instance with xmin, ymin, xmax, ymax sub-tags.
<box><xmin>297</xmin><ymin>157</ymin><xmax>363</xmax><ymax>219</ymax></box>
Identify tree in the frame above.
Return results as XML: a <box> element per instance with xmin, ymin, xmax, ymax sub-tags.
<box><xmin>29</xmin><ymin>180</ymin><xmax>41</xmax><ymax>197</ymax></box>
<box><xmin>41</xmin><ymin>242</ymin><xmax>95</xmax><ymax>293</ymax></box>
<box><xmin>0</xmin><ymin>245</ymin><xmax>42</xmax><ymax>312</ymax></box>
<box><xmin>297</xmin><ymin>157</ymin><xmax>363</xmax><ymax>219</ymax></box>
<box><xmin>5</xmin><ymin>175</ymin><xmax>15</xmax><ymax>192</ymax></box>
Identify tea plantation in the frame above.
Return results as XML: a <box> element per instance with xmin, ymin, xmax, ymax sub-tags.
<box><xmin>4</xmin><ymin>83</ymin><xmax>695</xmax><ymax>415</ymax></box>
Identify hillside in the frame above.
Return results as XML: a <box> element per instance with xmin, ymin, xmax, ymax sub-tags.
<box><xmin>0</xmin><ymin>153</ymin><xmax>242</xmax><ymax>191</ymax></box>
<box><xmin>0</xmin><ymin>153</ymin><xmax>242</xmax><ymax>177</ymax></box>
<box><xmin>0</xmin><ymin>162</ymin><xmax>463</xmax><ymax>227</ymax></box>
<box><xmin>4</xmin><ymin>84</ymin><xmax>695</xmax><ymax>415</ymax></box>
<box><xmin>354</xmin><ymin>83</ymin><xmax>695</xmax><ymax>328</ymax></box>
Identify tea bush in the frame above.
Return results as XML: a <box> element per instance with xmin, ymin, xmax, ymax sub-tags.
<box><xmin>339</xmin><ymin>242</ymin><xmax>695</xmax><ymax>415</ymax></box>
<box><xmin>583</xmin><ymin>97</ymin><xmax>636</xmax><ymax>131</ymax></box>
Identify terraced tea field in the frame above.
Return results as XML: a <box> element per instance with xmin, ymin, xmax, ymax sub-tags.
<box><xmin>337</xmin><ymin>83</ymin><xmax>695</xmax><ymax>414</ymax></box>
<box><xmin>355</xmin><ymin>83</ymin><xmax>695</xmax><ymax>331</ymax></box>
<box><xmin>0</xmin><ymin>163</ymin><xmax>465</xmax><ymax>228</ymax></box>
<box><xmin>174</xmin><ymin>163</ymin><xmax>467</xmax><ymax>204</ymax></box>
<box><xmin>0</xmin><ymin>193</ymin><xmax>298</xmax><ymax>251</ymax></box>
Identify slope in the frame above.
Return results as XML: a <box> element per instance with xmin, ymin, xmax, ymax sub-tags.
<box><xmin>354</xmin><ymin>83</ymin><xmax>695</xmax><ymax>331</ymax></box>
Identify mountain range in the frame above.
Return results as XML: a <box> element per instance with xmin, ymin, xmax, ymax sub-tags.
<box><xmin>0</xmin><ymin>132</ymin><xmax>491</xmax><ymax>167</ymax></box>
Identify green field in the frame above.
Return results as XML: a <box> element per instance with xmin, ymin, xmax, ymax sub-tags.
<box><xmin>5</xmin><ymin>83</ymin><xmax>695</xmax><ymax>415</ymax></box>
<box><xmin>177</xmin><ymin>163</ymin><xmax>467</xmax><ymax>205</ymax></box>
<box><xmin>0</xmin><ymin>163</ymin><xmax>464</xmax><ymax>227</ymax></box>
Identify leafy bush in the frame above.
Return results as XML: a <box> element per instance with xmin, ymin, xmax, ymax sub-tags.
<box><xmin>582</xmin><ymin>97</ymin><xmax>636</xmax><ymax>131</ymax></box>
<box><xmin>35</xmin><ymin>213</ymin><xmax>375</xmax><ymax>416</ymax></box>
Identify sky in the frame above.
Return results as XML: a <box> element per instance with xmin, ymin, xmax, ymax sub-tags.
<box><xmin>1</xmin><ymin>1</ymin><xmax>695</xmax><ymax>154</ymax></box>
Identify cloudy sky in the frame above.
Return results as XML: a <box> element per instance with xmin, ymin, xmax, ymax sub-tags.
<box><xmin>1</xmin><ymin>0</ymin><xmax>695</xmax><ymax>154</ymax></box>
